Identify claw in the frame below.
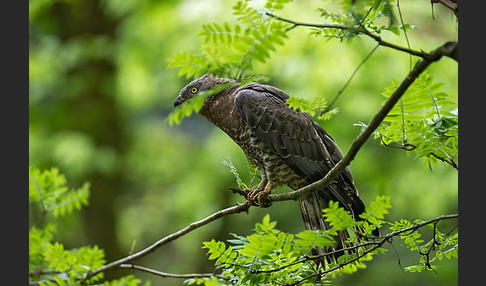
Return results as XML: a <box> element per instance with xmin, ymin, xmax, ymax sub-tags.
<box><xmin>243</xmin><ymin>180</ymin><xmax>273</xmax><ymax>208</ymax></box>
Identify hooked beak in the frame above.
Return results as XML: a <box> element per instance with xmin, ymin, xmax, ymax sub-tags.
<box><xmin>173</xmin><ymin>95</ymin><xmax>184</xmax><ymax>107</ymax></box>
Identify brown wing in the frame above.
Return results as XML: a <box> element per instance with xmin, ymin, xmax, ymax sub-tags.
<box><xmin>234</xmin><ymin>83</ymin><xmax>366</xmax><ymax>217</ymax></box>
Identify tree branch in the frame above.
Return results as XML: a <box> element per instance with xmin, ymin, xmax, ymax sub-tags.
<box><xmin>118</xmin><ymin>264</ymin><xmax>228</xmax><ymax>280</ymax></box>
<box><xmin>433</xmin><ymin>0</ymin><xmax>458</xmax><ymax>17</ymax></box>
<box><xmin>265</xmin><ymin>12</ymin><xmax>458</xmax><ymax>62</ymax></box>
<box><xmin>83</xmin><ymin>202</ymin><xmax>250</xmax><ymax>282</ymax></box>
<box><xmin>266</xmin><ymin>41</ymin><xmax>457</xmax><ymax>204</ymax></box>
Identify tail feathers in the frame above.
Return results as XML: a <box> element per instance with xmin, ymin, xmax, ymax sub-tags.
<box><xmin>317</xmin><ymin>182</ymin><xmax>380</xmax><ymax>238</ymax></box>
<box><xmin>298</xmin><ymin>192</ymin><xmax>359</xmax><ymax>268</ymax></box>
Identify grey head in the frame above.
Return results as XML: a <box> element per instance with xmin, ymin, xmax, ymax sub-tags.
<box><xmin>174</xmin><ymin>74</ymin><xmax>226</xmax><ymax>107</ymax></box>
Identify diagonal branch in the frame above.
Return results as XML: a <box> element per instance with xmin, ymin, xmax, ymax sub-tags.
<box><xmin>267</xmin><ymin>41</ymin><xmax>457</xmax><ymax>204</ymax></box>
<box><xmin>82</xmin><ymin>202</ymin><xmax>250</xmax><ymax>282</ymax></box>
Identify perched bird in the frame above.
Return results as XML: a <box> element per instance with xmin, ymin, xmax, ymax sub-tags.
<box><xmin>174</xmin><ymin>74</ymin><xmax>374</xmax><ymax>265</ymax></box>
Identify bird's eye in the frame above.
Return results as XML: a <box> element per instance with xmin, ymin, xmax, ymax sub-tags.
<box><xmin>191</xmin><ymin>87</ymin><xmax>198</xmax><ymax>94</ymax></box>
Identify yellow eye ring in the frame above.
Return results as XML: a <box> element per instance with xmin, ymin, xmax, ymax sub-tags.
<box><xmin>191</xmin><ymin>87</ymin><xmax>198</xmax><ymax>94</ymax></box>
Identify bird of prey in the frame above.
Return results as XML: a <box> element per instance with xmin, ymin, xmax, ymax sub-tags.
<box><xmin>174</xmin><ymin>74</ymin><xmax>374</xmax><ymax>265</ymax></box>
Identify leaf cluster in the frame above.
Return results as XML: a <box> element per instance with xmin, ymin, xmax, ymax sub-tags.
<box><xmin>390</xmin><ymin>219</ymin><xmax>458</xmax><ymax>273</ymax></box>
<box><xmin>167</xmin><ymin>0</ymin><xmax>416</xmax><ymax>128</ymax></box>
<box><xmin>187</xmin><ymin>192</ymin><xmax>457</xmax><ymax>285</ymax></box>
<box><xmin>169</xmin><ymin>0</ymin><xmax>367</xmax><ymax>126</ymax></box>
<box><xmin>168</xmin><ymin>0</ymin><xmax>289</xmax><ymax>81</ymax></box>
<box><xmin>310</xmin><ymin>0</ymin><xmax>410</xmax><ymax>40</ymax></box>
<box><xmin>29</xmin><ymin>166</ymin><xmax>150</xmax><ymax>286</ymax></box>
<box><xmin>29</xmin><ymin>166</ymin><xmax>90</xmax><ymax>218</ymax></box>
<box><xmin>188</xmin><ymin>196</ymin><xmax>393</xmax><ymax>286</ymax></box>
<box><xmin>221</xmin><ymin>156</ymin><xmax>259</xmax><ymax>190</ymax></box>
<box><xmin>286</xmin><ymin>96</ymin><xmax>338</xmax><ymax>122</ymax></box>
<box><xmin>371</xmin><ymin>71</ymin><xmax>458</xmax><ymax>169</ymax></box>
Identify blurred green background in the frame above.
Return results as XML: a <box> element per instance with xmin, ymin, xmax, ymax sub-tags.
<box><xmin>29</xmin><ymin>0</ymin><xmax>458</xmax><ymax>285</ymax></box>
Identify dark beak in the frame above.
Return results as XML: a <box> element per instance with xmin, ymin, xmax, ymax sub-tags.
<box><xmin>173</xmin><ymin>95</ymin><xmax>184</xmax><ymax>107</ymax></box>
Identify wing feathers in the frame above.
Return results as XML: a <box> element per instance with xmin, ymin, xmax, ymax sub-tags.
<box><xmin>259</xmin><ymin>108</ymin><xmax>277</xmax><ymax>133</ymax></box>
<box><xmin>234</xmin><ymin>83</ymin><xmax>364</xmax><ymax>216</ymax></box>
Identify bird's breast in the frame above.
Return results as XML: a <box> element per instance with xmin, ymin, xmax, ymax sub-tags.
<box><xmin>235</xmin><ymin>124</ymin><xmax>307</xmax><ymax>190</ymax></box>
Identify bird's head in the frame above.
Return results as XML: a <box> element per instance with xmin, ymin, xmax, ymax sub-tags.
<box><xmin>174</xmin><ymin>74</ymin><xmax>221</xmax><ymax>107</ymax></box>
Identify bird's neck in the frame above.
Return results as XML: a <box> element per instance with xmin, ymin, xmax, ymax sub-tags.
<box><xmin>199</xmin><ymin>83</ymin><xmax>244</xmax><ymax>139</ymax></box>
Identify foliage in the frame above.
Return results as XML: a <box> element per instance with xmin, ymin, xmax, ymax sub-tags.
<box><xmin>168</xmin><ymin>0</ymin><xmax>402</xmax><ymax>128</ymax></box>
<box><xmin>168</xmin><ymin>0</ymin><xmax>289</xmax><ymax>81</ymax></box>
<box><xmin>311</xmin><ymin>0</ymin><xmax>399</xmax><ymax>40</ymax></box>
<box><xmin>188</xmin><ymin>196</ymin><xmax>456</xmax><ymax>285</ymax></box>
<box><xmin>390</xmin><ymin>219</ymin><xmax>458</xmax><ymax>273</ymax></box>
<box><xmin>29</xmin><ymin>166</ymin><xmax>90</xmax><ymax>218</ymax></box>
<box><xmin>221</xmin><ymin>156</ymin><xmax>259</xmax><ymax>190</ymax></box>
<box><xmin>359</xmin><ymin>71</ymin><xmax>458</xmax><ymax>170</ymax></box>
<box><xmin>29</xmin><ymin>166</ymin><xmax>149</xmax><ymax>286</ymax></box>
<box><xmin>286</xmin><ymin>96</ymin><xmax>338</xmax><ymax>122</ymax></box>
<box><xmin>29</xmin><ymin>0</ymin><xmax>458</xmax><ymax>285</ymax></box>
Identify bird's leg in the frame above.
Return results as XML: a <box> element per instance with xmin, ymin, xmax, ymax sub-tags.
<box><xmin>242</xmin><ymin>178</ymin><xmax>266</xmax><ymax>206</ymax></box>
<box><xmin>253</xmin><ymin>181</ymin><xmax>273</xmax><ymax>208</ymax></box>
<box><xmin>243</xmin><ymin>173</ymin><xmax>273</xmax><ymax>208</ymax></box>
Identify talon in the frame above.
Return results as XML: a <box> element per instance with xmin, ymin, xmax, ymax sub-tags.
<box><xmin>244</xmin><ymin>184</ymin><xmax>272</xmax><ymax>208</ymax></box>
<box><xmin>242</xmin><ymin>188</ymin><xmax>259</xmax><ymax>206</ymax></box>
<box><xmin>255</xmin><ymin>190</ymin><xmax>272</xmax><ymax>208</ymax></box>
<box><xmin>249</xmin><ymin>189</ymin><xmax>261</xmax><ymax>201</ymax></box>
<box><xmin>240</xmin><ymin>176</ymin><xmax>273</xmax><ymax>208</ymax></box>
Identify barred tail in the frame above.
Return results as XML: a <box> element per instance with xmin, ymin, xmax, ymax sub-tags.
<box><xmin>298</xmin><ymin>192</ymin><xmax>354</xmax><ymax>268</ymax></box>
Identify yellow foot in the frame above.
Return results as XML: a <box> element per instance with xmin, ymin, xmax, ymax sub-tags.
<box><xmin>243</xmin><ymin>188</ymin><xmax>272</xmax><ymax>208</ymax></box>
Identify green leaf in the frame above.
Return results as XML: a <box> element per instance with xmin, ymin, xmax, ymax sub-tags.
<box><xmin>221</xmin><ymin>157</ymin><xmax>248</xmax><ymax>189</ymax></box>
<box><xmin>295</xmin><ymin>230</ymin><xmax>334</xmax><ymax>252</ymax></box>
<box><xmin>386</xmin><ymin>26</ymin><xmax>400</xmax><ymax>36</ymax></box>
<box><xmin>375</xmin><ymin>72</ymin><xmax>458</xmax><ymax>169</ymax></box>
<box><xmin>29</xmin><ymin>166</ymin><xmax>90</xmax><ymax>218</ymax></box>
<box><xmin>254</xmin><ymin>214</ymin><xmax>277</xmax><ymax>232</ymax></box>
<box><xmin>322</xmin><ymin>200</ymin><xmax>358</xmax><ymax>231</ymax></box>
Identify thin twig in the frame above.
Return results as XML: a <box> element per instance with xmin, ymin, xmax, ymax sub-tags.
<box><xmin>429</xmin><ymin>152</ymin><xmax>458</xmax><ymax>170</ymax></box>
<box><xmin>265</xmin><ymin>12</ymin><xmax>435</xmax><ymax>60</ymax></box>
<box><xmin>118</xmin><ymin>264</ymin><xmax>229</xmax><ymax>280</ymax></box>
<box><xmin>29</xmin><ymin>269</ymin><xmax>60</xmax><ymax>277</ymax></box>
<box><xmin>379</xmin><ymin>137</ymin><xmax>458</xmax><ymax>170</ymax></box>
<box><xmin>82</xmin><ymin>201</ymin><xmax>250</xmax><ymax>282</ymax></box>
<box><xmin>321</xmin><ymin>43</ymin><xmax>380</xmax><ymax>115</ymax></box>
<box><xmin>397</xmin><ymin>0</ymin><xmax>413</xmax><ymax>71</ymax></box>
<box><xmin>252</xmin><ymin>213</ymin><xmax>457</xmax><ymax>276</ymax></box>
